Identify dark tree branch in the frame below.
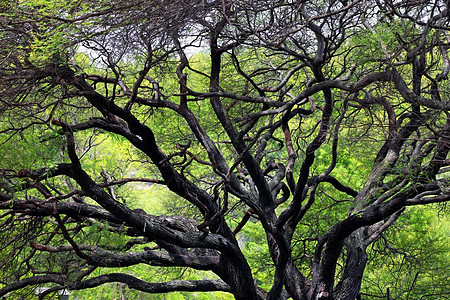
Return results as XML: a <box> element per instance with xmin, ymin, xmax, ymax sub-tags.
<box><xmin>0</xmin><ymin>273</ymin><xmax>231</xmax><ymax>297</ymax></box>
<box><xmin>1</xmin><ymin>1</ymin><xmax>450</xmax><ymax>299</ymax></box>
<box><xmin>30</xmin><ymin>243</ymin><xmax>220</xmax><ymax>269</ymax></box>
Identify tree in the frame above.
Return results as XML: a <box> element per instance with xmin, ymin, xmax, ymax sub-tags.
<box><xmin>0</xmin><ymin>0</ymin><xmax>449</xmax><ymax>299</ymax></box>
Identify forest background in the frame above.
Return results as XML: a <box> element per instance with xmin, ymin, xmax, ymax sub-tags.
<box><xmin>0</xmin><ymin>0</ymin><xmax>449</xmax><ymax>299</ymax></box>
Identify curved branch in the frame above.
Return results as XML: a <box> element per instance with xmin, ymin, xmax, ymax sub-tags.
<box><xmin>391</xmin><ymin>68</ymin><xmax>450</xmax><ymax>110</ymax></box>
<box><xmin>17</xmin><ymin>163</ymin><xmax>74</xmax><ymax>181</ymax></box>
<box><xmin>0</xmin><ymin>273</ymin><xmax>231</xmax><ymax>297</ymax></box>
<box><xmin>364</xmin><ymin>208</ymin><xmax>405</xmax><ymax>245</ymax></box>
<box><xmin>71</xmin><ymin>77</ymin><xmax>220</xmax><ymax>219</ymax></box>
<box><xmin>319</xmin><ymin>175</ymin><xmax>358</xmax><ymax>198</ymax></box>
<box><xmin>315</xmin><ymin>182</ymin><xmax>443</xmax><ymax>294</ymax></box>
<box><xmin>0</xmin><ymin>275</ymin><xmax>66</xmax><ymax>298</ymax></box>
<box><xmin>51</xmin><ymin>118</ymin><xmax>237</xmax><ymax>251</ymax></box>
<box><xmin>1</xmin><ymin>199</ymin><xmax>120</xmax><ymax>223</ymax></box>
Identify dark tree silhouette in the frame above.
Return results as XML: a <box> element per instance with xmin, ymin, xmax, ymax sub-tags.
<box><xmin>0</xmin><ymin>1</ymin><xmax>449</xmax><ymax>299</ymax></box>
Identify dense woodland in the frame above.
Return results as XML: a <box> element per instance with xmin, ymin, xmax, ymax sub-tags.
<box><xmin>0</xmin><ymin>0</ymin><xmax>449</xmax><ymax>299</ymax></box>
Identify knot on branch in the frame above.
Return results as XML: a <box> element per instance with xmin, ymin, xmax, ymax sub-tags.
<box><xmin>17</xmin><ymin>169</ymin><xmax>31</xmax><ymax>179</ymax></box>
<box><xmin>47</xmin><ymin>64</ymin><xmax>75</xmax><ymax>82</ymax></box>
<box><xmin>51</xmin><ymin>119</ymin><xmax>72</xmax><ymax>133</ymax></box>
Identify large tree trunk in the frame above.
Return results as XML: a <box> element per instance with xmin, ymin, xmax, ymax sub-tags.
<box><xmin>216</xmin><ymin>252</ymin><xmax>260</xmax><ymax>300</ymax></box>
<box><xmin>284</xmin><ymin>259</ymin><xmax>310</xmax><ymax>300</ymax></box>
<box><xmin>334</xmin><ymin>229</ymin><xmax>368</xmax><ymax>300</ymax></box>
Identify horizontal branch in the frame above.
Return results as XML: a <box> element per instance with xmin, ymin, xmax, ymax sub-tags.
<box><xmin>30</xmin><ymin>243</ymin><xmax>220</xmax><ymax>269</ymax></box>
<box><xmin>315</xmin><ymin>175</ymin><xmax>358</xmax><ymax>197</ymax></box>
<box><xmin>73</xmin><ymin>273</ymin><xmax>231</xmax><ymax>294</ymax></box>
<box><xmin>17</xmin><ymin>164</ymin><xmax>74</xmax><ymax>181</ymax></box>
<box><xmin>0</xmin><ymin>198</ymin><xmax>207</xmax><ymax>239</ymax></box>
<box><xmin>0</xmin><ymin>199</ymin><xmax>122</xmax><ymax>224</ymax></box>
<box><xmin>0</xmin><ymin>273</ymin><xmax>231</xmax><ymax>297</ymax></box>
<box><xmin>405</xmin><ymin>193</ymin><xmax>450</xmax><ymax>205</ymax></box>
<box><xmin>16</xmin><ymin>163</ymin><xmax>165</xmax><ymax>197</ymax></box>
<box><xmin>93</xmin><ymin>248</ymin><xmax>220</xmax><ymax>269</ymax></box>
<box><xmin>222</xmin><ymin>69</ymin><xmax>449</xmax><ymax>121</ymax></box>
<box><xmin>99</xmin><ymin>177</ymin><xmax>166</xmax><ymax>187</ymax></box>
<box><xmin>0</xmin><ymin>275</ymin><xmax>65</xmax><ymax>297</ymax></box>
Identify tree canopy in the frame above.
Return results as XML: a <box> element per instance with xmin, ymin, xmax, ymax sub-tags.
<box><xmin>0</xmin><ymin>1</ymin><xmax>449</xmax><ymax>299</ymax></box>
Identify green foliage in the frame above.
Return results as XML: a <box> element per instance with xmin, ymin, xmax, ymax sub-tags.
<box><xmin>362</xmin><ymin>206</ymin><xmax>450</xmax><ymax>299</ymax></box>
<box><xmin>237</xmin><ymin>219</ymin><xmax>274</xmax><ymax>291</ymax></box>
<box><xmin>1</xmin><ymin>1</ymin><xmax>449</xmax><ymax>299</ymax></box>
<box><xmin>0</xmin><ymin>126</ymin><xmax>65</xmax><ymax>171</ymax></box>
